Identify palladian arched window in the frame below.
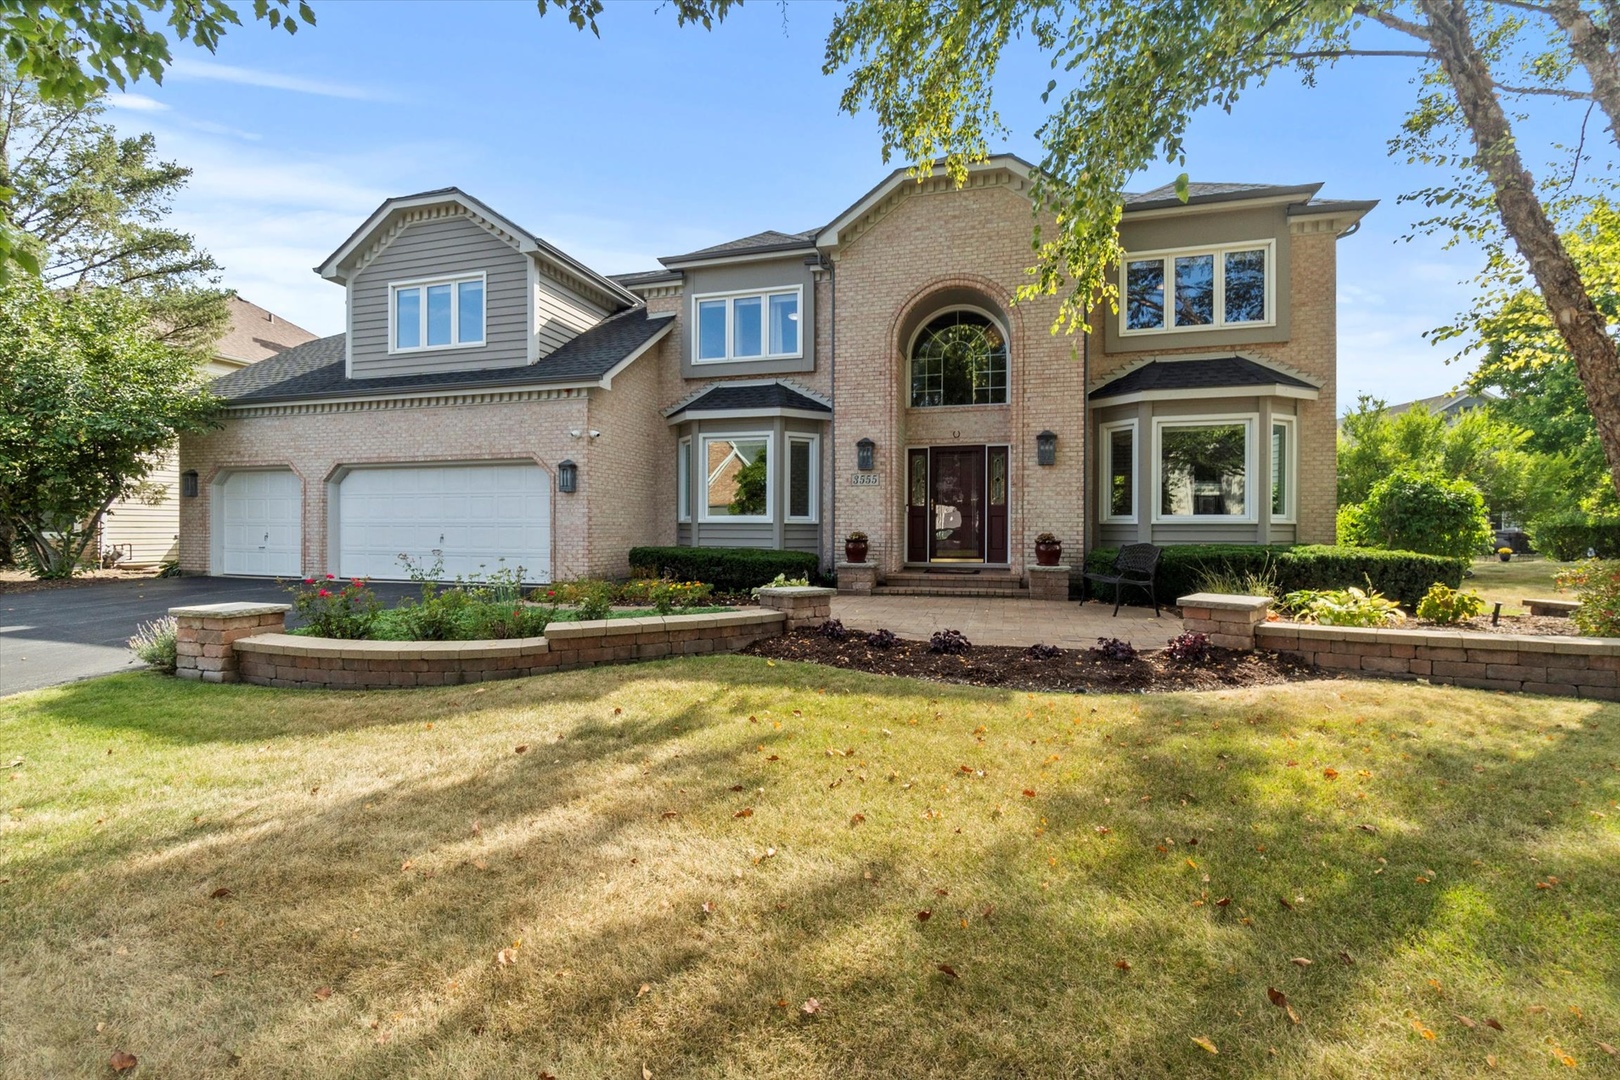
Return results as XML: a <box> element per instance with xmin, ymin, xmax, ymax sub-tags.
<box><xmin>908</xmin><ymin>310</ymin><xmax>1009</xmax><ymax>408</ymax></box>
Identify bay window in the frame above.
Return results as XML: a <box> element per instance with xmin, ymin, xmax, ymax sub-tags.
<box><xmin>1155</xmin><ymin>417</ymin><xmax>1253</xmax><ymax>521</ymax></box>
<box><xmin>700</xmin><ymin>433</ymin><xmax>771</xmax><ymax>522</ymax></box>
<box><xmin>1099</xmin><ymin>420</ymin><xmax>1137</xmax><ymax>523</ymax></box>
<box><xmin>694</xmin><ymin>287</ymin><xmax>802</xmax><ymax>363</ymax></box>
<box><xmin>392</xmin><ymin>274</ymin><xmax>485</xmax><ymax>352</ymax></box>
<box><xmin>677</xmin><ymin>436</ymin><xmax>692</xmax><ymax>523</ymax></box>
<box><xmin>786</xmin><ymin>434</ymin><xmax>819</xmax><ymax>523</ymax></box>
<box><xmin>1271</xmin><ymin>417</ymin><xmax>1295</xmax><ymax>522</ymax></box>
<box><xmin>1122</xmin><ymin>241</ymin><xmax>1272</xmax><ymax>334</ymax></box>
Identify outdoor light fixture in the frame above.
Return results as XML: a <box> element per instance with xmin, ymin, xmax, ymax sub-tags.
<box><xmin>856</xmin><ymin>437</ymin><xmax>876</xmax><ymax>472</ymax></box>
<box><xmin>557</xmin><ymin>459</ymin><xmax>578</xmax><ymax>494</ymax></box>
<box><xmin>181</xmin><ymin>470</ymin><xmax>199</xmax><ymax>498</ymax></box>
<box><xmin>1036</xmin><ymin>430</ymin><xmax>1057</xmax><ymax>466</ymax></box>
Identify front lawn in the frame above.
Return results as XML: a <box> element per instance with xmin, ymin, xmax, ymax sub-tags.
<box><xmin>2</xmin><ymin>661</ymin><xmax>1617</xmax><ymax>1078</ymax></box>
<box><xmin>1464</xmin><ymin>555</ymin><xmax>1578</xmax><ymax>614</ymax></box>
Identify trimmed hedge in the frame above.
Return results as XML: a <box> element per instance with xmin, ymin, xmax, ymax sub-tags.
<box><xmin>627</xmin><ymin>546</ymin><xmax>821</xmax><ymax>593</ymax></box>
<box><xmin>1526</xmin><ymin>512</ymin><xmax>1620</xmax><ymax>560</ymax></box>
<box><xmin>1082</xmin><ymin>544</ymin><xmax>1468</xmax><ymax>608</ymax></box>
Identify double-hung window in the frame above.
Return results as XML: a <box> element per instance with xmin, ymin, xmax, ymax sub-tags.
<box><xmin>1154</xmin><ymin>416</ymin><xmax>1254</xmax><ymax>522</ymax></box>
<box><xmin>694</xmin><ymin>287</ymin><xmax>802</xmax><ymax>363</ymax></box>
<box><xmin>1098</xmin><ymin>420</ymin><xmax>1137</xmax><ymax>523</ymax></box>
<box><xmin>1270</xmin><ymin>416</ymin><xmax>1296</xmax><ymax>522</ymax></box>
<box><xmin>392</xmin><ymin>274</ymin><xmax>485</xmax><ymax>352</ymax></box>
<box><xmin>699</xmin><ymin>433</ymin><xmax>772</xmax><ymax>522</ymax></box>
<box><xmin>1121</xmin><ymin>241</ymin><xmax>1272</xmax><ymax>335</ymax></box>
<box><xmin>786</xmin><ymin>434</ymin><xmax>819</xmax><ymax>523</ymax></box>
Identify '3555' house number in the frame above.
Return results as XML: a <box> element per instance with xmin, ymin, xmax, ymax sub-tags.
<box><xmin>849</xmin><ymin>474</ymin><xmax>880</xmax><ymax>487</ymax></box>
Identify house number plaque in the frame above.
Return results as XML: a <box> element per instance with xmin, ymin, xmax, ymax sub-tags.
<box><xmin>849</xmin><ymin>474</ymin><xmax>880</xmax><ymax>486</ymax></box>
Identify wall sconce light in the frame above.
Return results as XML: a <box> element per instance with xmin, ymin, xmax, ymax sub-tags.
<box><xmin>856</xmin><ymin>437</ymin><xmax>876</xmax><ymax>472</ymax></box>
<box><xmin>181</xmin><ymin>470</ymin><xmax>199</xmax><ymax>498</ymax></box>
<box><xmin>557</xmin><ymin>459</ymin><xmax>578</xmax><ymax>493</ymax></box>
<box><xmin>1036</xmin><ymin>430</ymin><xmax>1057</xmax><ymax>466</ymax></box>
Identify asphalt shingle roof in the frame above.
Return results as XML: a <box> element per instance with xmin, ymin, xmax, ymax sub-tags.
<box><xmin>666</xmin><ymin>382</ymin><xmax>831</xmax><ymax>417</ymax></box>
<box><xmin>213</xmin><ymin>309</ymin><xmax>673</xmax><ymax>404</ymax></box>
<box><xmin>662</xmin><ymin>229</ymin><xmax>816</xmax><ymax>264</ymax></box>
<box><xmin>1089</xmin><ymin>357</ymin><xmax>1316</xmax><ymax>399</ymax></box>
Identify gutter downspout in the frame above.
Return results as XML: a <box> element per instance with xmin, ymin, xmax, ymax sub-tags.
<box><xmin>824</xmin><ymin>253</ymin><xmax>837</xmax><ymax>578</ymax></box>
<box><xmin>1080</xmin><ymin>323</ymin><xmax>1090</xmax><ymax>576</ymax></box>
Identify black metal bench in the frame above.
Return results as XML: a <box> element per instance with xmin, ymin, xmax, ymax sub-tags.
<box><xmin>1083</xmin><ymin>543</ymin><xmax>1162</xmax><ymax>617</ymax></box>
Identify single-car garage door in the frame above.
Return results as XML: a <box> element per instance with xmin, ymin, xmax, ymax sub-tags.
<box><xmin>338</xmin><ymin>463</ymin><xmax>551</xmax><ymax>582</ymax></box>
<box><xmin>220</xmin><ymin>469</ymin><xmax>303</xmax><ymax>577</ymax></box>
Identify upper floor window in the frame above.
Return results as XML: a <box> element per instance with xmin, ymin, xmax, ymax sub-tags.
<box><xmin>1122</xmin><ymin>241</ymin><xmax>1272</xmax><ymax>335</ymax></box>
<box><xmin>909</xmin><ymin>309</ymin><xmax>1008</xmax><ymax>408</ymax></box>
<box><xmin>392</xmin><ymin>274</ymin><xmax>485</xmax><ymax>352</ymax></box>
<box><xmin>694</xmin><ymin>286</ymin><xmax>801</xmax><ymax>363</ymax></box>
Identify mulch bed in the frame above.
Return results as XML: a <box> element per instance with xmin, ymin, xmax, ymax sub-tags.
<box><xmin>1404</xmin><ymin>614</ymin><xmax>1579</xmax><ymax>636</ymax></box>
<box><xmin>743</xmin><ymin>629</ymin><xmax>1326</xmax><ymax>694</ymax></box>
<box><xmin>0</xmin><ymin>567</ymin><xmax>164</xmax><ymax>594</ymax></box>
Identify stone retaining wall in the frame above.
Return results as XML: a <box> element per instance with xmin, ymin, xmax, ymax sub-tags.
<box><xmin>174</xmin><ymin>603</ymin><xmax>293</xmax><ymax>683</ymax></box>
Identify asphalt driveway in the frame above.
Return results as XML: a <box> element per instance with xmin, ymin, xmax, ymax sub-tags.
<box><xmin>0</xmin><ymin>577</ymin><xmax>416</xmax><ymax>697</ymax></box>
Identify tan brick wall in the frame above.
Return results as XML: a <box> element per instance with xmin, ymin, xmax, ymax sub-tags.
<box><xmin>828</xmin><ymin>181</ymin><xmax>1084</xmax><ymax>575</ymax></box>
<box><xmin>179</xmin><ymin>394</ymin><xmax>591</xmax><ymax>579</ymax></box>
<box><xmin>586</xmin><ymin>335</ymin><xmax>677</xmax><ymax>576</ymax></box>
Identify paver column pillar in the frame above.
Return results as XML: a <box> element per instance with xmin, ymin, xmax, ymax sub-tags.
<box><xmin>755</xmin><ymin>586</ymin><xmax>837</xmax><ymax>631</ymax></box>
<box><xmin>171</xmin><ymin>602</ymin><xmax>291</xmax><ymax>683</ymax></box>
<box><xmin>1176</xmin><ymin>593</ymin><xmax>1272</xmax><ymax>651</ymax></box>
<box><xmin>836</xmin><ymin>562</ymin><xmax>879</xmax><ymax>595</ymax></box>
<box><xmin>1027</xmin><ymin>565</ymin><xmax>1071</xmax><ymax>602</ymax></box>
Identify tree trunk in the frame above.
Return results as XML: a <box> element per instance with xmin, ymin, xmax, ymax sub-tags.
<box><xmin>1546</xmin><ymin>0</ymin><xmax>1620</xmax><ymax>145</ymax></box>
<box><xmin>1420</xmin><ymin>0</ymin><xmax>1620</xmax><ymax>499</ymax></box>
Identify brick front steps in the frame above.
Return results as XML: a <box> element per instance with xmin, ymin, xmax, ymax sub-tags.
<box><xmin>873</xmin><ymin>570</ymin><xmax>1028</xmax><ymax>598</ymax></box>
<box><xmin>1177</xmin><ymin>592</ymin><xmax>1620</xmax><ymax>700</ymax></box>
<box><xmin>170</xmin><ymin>587</ymin><xmax>835</xmax><ymax>690</ymax></box>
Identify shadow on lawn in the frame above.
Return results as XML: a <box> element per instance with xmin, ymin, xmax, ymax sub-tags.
<box><xmin>3</xmin><ymin>659</ymin><xmax>1618</xmax><ymax>1077</ymax></box>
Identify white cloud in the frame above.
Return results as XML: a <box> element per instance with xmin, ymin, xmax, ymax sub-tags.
<box><xmin>168</xmin><ymin>58</ymin><xmax>394</xmax><ymax>101</ymax></box>
<box><xmin>107</xmin><ymin>93</ymin><xmax>168</xmax><ymax>112</ymax></box>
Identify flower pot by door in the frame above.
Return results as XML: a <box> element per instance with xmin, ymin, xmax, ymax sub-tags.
<box><xmin>845</xmin><ymin>539</ymin><xmax>869</xmax><ymax>563</ymax></box>
<box><xmin>1034</xmin><ymin>539</ymin><xmax>1062</xmax><ymax>567</ymax></box>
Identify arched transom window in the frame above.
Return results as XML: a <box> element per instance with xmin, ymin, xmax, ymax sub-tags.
<box><xmin>909</xmin><ymin>310</ymin><xmax>1009</xmax><ymax>408</ymax></box>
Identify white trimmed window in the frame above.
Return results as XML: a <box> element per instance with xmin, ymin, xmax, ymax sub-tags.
<box><xmin>1122</xmin><ymin>241</ymin><xmax>1273</xmax><ymax>335</ymax></box>
<box><xmin>786</xmin><ymin>433</ymin><xmax>819</xmax><ymax>523</ymax></box>
<box><xmin>699</xmin><ymin>432</ymin><xmax>772</xmax><ymax>522</ymax></box>
<box><xmin>1153</xmin><ymin>416</ymin><xmax>1256</xmax><ymax>523</ymax></box>
<box><xmin>1099</xmin><ymin>419</ymin><xmax>1137</xmax><ymax>523</ymax></box>
<box><xmin>677</xmin><ymin>436</ymin><xmax>692</xmax><ymax>523</ymax></box>
<box><xmin>694</xmin><ymin>286</ymin><xmax>802</xmax><ymax>363</ymax></box>
<box><xmin>391</xmin><ymin>274</ymin><xmax>485</xmax><ymax>352</ymax></box>
<box><xmin>1271</xmin><ymin>416</ymin><xmax>1296</xmax><ymax>523</ymax></box>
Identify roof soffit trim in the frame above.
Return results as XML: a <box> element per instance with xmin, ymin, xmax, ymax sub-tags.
<box><xmin>661</xmin><ymin>376</ymin><xmax>832</xmax><ymax>418</ymax></box>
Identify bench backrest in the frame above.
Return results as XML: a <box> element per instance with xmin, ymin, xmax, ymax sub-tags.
<box><xmin>1114</xmin><ymin>543</ymin><xmax>1162</xmax><ymax>577</ymax></box>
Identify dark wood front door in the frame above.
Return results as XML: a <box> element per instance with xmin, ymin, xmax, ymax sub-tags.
<box><xmin>905</xmin><ymin>445</ymin><xmax>1010</xmax><ymax>564</ymax></box>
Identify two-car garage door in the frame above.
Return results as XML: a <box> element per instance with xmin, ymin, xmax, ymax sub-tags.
<box><xmin>218</xmin><ymin>463</ymin><xmax>551</xmax><ymax>582</ymax></box>
<box><xmin>337</xmin><ymin>463</ymin><xmax>551</xmax><ymax>582</ymax></box>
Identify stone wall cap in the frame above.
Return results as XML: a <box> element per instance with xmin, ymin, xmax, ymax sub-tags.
<box><xmin>756</xmin><ymin>586</ymin><xmax>837</xmax><ymax>598</ymax></box>
<box><xmin>169</xmin><ymin>602</ymin><xmax>292</xmax><ymax>618</ymax></box>
<box><xmin>1027</xmin><ymin>564</ymin><xmax>1072</xmax><ymax>574</ymax></box>
<box><xmin>835</xmin><ymin>561</ymin><xmax>878</xmax><ymax>571</ymax></box>
<box><xmin>1176</xmin><ymin>593</ymin><xmax>1272</xmax><ymax>612</ymax></box>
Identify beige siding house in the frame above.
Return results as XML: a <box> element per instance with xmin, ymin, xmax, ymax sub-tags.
<box><xmin>178</xmin><ymin>161</ymin><xmax>1372</xmax><ymax>592</ymax></box>
<box><xmin>99</xmin><ymin>296</ymin><xmax>315</xmax><ymax>566</ymax></box>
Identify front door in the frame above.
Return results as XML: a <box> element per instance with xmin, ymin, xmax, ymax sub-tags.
<box><xmin>905</xmin><ymin>446</ymin><xmax>1009</xmax><ymax>564</ymax></box>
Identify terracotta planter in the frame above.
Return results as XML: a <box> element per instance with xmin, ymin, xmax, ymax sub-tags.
<box><xmin>845</xmin><ymin>539</ymin><xmax>869</xmax><ymax>564</ymax></box>
<box><xmin>1034</xmin><ymin>539</ymin><xmax>1062</xmax><ymax>567</ymax></box>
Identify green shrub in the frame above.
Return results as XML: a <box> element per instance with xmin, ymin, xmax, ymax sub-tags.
<box><xmin>752</xmin><ymin>572</ymin><xmax>810</xmax><ymax>596</ymax></box>
<box><xmin>1280</xmin><ymin>586</ymin><xmax>1405</xmax><ymax>627</ymax></box>
<box><xmin>1555</xmin><ymin>561</ymin><xmax>1620</xmax><ymax>637</ymax></box>
<box><xmin>1084</xmin><ymin>544</ymin><xmax>1466</xmax><ymax>608</ymax></box>
<box><xmin>627</xmin><ymin>546</ymin><xmax>820</xmax><ymax>593</ymax></box>
<box><xmin>286</xmin><ymin>575</ymin><xmax>381</xmax><ymax>639</ymax></box>
<box><xmin>1415</xmin><ymin>583</ymin><xmax>1486</xmax><ymax>625</ymax></box>
<box><xmin>560</xmin><ymin>579</ymin><xmax>616</xmax><ymax>621</ymax></box>
<box><xmin>465</xmin><ymin>601</ymin><xmax>555</xmax><ymax>640</ymax></box>
<box><xmin>1340</xmin><ymin>471</ymin><xmax>1493</xmax><ymax>557</ymax></box>
<box><xmin>127</xmin><ymin>616</ymin><xmax>177</xmax><ymax>673</ymax></box>
<box><xmin>1527</xmin><ymin>511</ymin><xmax>1620</xmax><ymax>560</ymax></box>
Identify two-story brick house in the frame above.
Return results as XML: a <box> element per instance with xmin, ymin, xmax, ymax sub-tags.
<box><xmin>178</xmin><ymin>156</ymin><xmax>1372</xmax><ymax>590</ymax></box>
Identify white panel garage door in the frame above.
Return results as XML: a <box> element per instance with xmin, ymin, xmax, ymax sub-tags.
<box><xmin>338</xmin><ymin>463</ymin><xmax>551</xmax><ymax>582</ymax></box>
<box><xmin>220</xmin><ymin>470</ymin><xmax>302</xmax><ymax>577</ymax></box>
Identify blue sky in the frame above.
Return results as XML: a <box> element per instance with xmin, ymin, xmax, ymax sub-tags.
<box><xmin>102</xmin><ymin>1</ymin><xmax>1603</xmax><ymax>407</ymax></box>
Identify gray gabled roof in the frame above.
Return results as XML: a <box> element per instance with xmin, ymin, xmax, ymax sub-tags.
<box><xmin>661</xmin><ymin>229</ymin><xmax>817</xmax><ymax>266</ymax></box>
<box><xmin>1089</xmin><ymin>356</ymin><xmax>1317</xmax><ymax>399</ymax></box>
<box><xmin>213</xmin><ymin>309</ymin><xmax>674</xmax><ymax>405</ymax></box>
<box><xmin>1123</xmin><ymin>181</ymin><xmax>1325</xmax><ymax>213</ymax></box>
<box><xmin>664</xmin><ymin>381</ymin><xmax>831</xmax><ymax>419</ymax></box>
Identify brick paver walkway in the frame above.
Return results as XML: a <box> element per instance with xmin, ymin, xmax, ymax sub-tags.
<box><xmin>829</xmin><ymin>594</ymin><xmax>1174</xmax><ymax>650</ymax></box>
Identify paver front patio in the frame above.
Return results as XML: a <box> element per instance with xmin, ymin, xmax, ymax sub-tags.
<box><xmin>830</xmin><ymin>594</ymin><xmax>1171</xmax><ymax>649</ymax></box>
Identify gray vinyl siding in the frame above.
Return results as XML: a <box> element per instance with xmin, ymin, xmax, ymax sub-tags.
<box><xmin>784</xmin><ymin>523</ymin><xmax>819</xmax><ymax>553</ymax></box>
<box><xmin>350</xmin><ymin>215</ymin><xmax>531</xmax><ymax>379</ymax></box>
<box><xmin>676</xmin><ymin>523</ymin><xmax>692</xmax><ymax>545</ymax></box>
<box><xmin>536</xmin><ymin>274</ymin><xmax>608</xmax><ymax>359</ymax></box>
<box><xmin>686</xmin><ymin>523</ymin><xmax>776</xmax><ymax>548</ymax></box>
<box><xmin>680</xmin><ymin>256</ymin><xmax>817</xmax><ymax>378</ymax></box>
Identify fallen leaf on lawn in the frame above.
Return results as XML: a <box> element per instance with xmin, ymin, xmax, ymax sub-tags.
<box><xmin>1278</xmin><ymin>897</ymin><xmax>1293</xmax><ymax>910</ymax></box>
<box><xmin>1268</xmin><ymin>987</ymin><xmax>1301</xmax><ymax>1024</ymax></box>
<box><xmin>1022</xmin><ymin>789</ymin><xmax>1037</xmax><ymax>798</ymax></box>
<box><xmin>1114</xmin><ymin>959</ymin><xmax>1132</xmax><ymax>971</ymax></box>
<box><xmin>801</xmin><ymin>998</ymin><xmax>822</xmax><ymax>1016</ymax></box>
<box><xmin>1485</xmin><ymin>1018</ymin><xmax>1504</xmax><ymax>1031</ymax></box>
<box><xmin>1598</xmin><ymin>1042</ymin><xmax>1616</xmax><ymax>1056</ymax></box>
<box><xmin>614</xmin><ymin>707</ymin><xmax>622</xmax><ymax>715</ymax></box>
<box><xmin>1215</xmin><ymin>897</ymin><xmax>1232</xmax><ymax>907</ymax></box>
<box><xmin>400</xmin><ymin>861</ymin><xmax>414</xmax><ymax>872</ymax></box>
<box><xmin>209</xmin><ymin>887</ymin><xmax>232</xmax><ymax>899</ymax></box>
<box><xmin>496</xmin><ymin>947</ymin><xmax>519</xmax><ymax>966</ymax></box>
<box><xmin>1456</xmin><ymin>1014</ymin><xmax>1477</xmax><ymax>1029</ymax></box>
<box><xmin>313</xmin><ymin>986</ymin><xmax>333</xmax><ymax>1000</ymax></box>
<box><xmin>643</xmin><ymin>1065</ymin><xmax>652</xmax><ymax>1080</ymax></box>
<box><xmin>981</xmin><ymin>904</ymin><xmax>995</xmax><ymax>921</ymax></box>
<box><xmin>109</xmin><ymin>1051</ymin><xmax>138</xmax><ymax>1072</ymax></box>
<box><xmin>1487</xmin><ymin>1054</ymin><xmax>1498</xmax><ymax>1068</ymax></box>
<box><xmin>1527</xmin><ymin>1005</ymin><xmax>1548</xmax><ymax>1014</ymax></box>
<box><xmin>1556</xmin><ymin>1051</ymin><xmax>1577</xmax><ymax>1067</ymax></box>
<box><xmin>637</xmin><ymin>983</ymin><xmax>651</xmax><ymax>998</ymax></box>
<box><xmin>734</xmin><ymin>807</ymin><xmax>754</xmax><ymax>818</ymax></box>
<box><xmin>701</xmin><ymin>902</ymin><xmax>715</xmax><ymax>915</ymax></box>
<box><xmin>1338</xmin><ymin>951</ymin><xmax>1355</xmax><ymax>966</ymax></box>
<box><xmin>514</xmin><ymin>745</ymin><xmax>528</xmax><ymax>754</ymax></box>
<box><xmin>1191</xmin><ymin>1036</ymin><xmax>1219</xmax><ymax>1055</ymax></box>
<box><xmin>916</xmin><ymin>910</ymin><xmax>932</xmax><ymax>922</ymax></box>
<box><xmin>1291</xmin><ymin>958</ymin><xmax>1313</xmax><ymax>967</ymax></box>
<box><xmin>1323</xmin><ymin>768</ymin><xmax>1339</xmax><ymax>780</ymax></box>
<box><xmin>937</xmin><ymin>963</ymin><xmax>959</xmax><ymax>979</ymax></box>
<box><xmin>1411</xmin><ymin>1019</ymin><xmax>1436</xmax><ymax>1040</ymax></box>
<box><xmin>210</xmin><ymin>969</ymin><xmax>227</xmax><ymax>978</ymax></box>
<box><xmin>849</xmin><ymin>813</ymin><xmax>866</xmax><ymax>826</ymax></box>
<box><xmin>1095</xmin><ymin>826</ymin><xmax>1111</xmax><ymax>836</ymax></box>
<box><xmin>661</xmin><ymin>810</ymin><xmax>679</xmax><ymax>820</ymax></box>
<box><xmin>1357</xmin><ymin>824</ymin><xmax>1378</xmax><ymax>833</ymax></box>
<box><xmin>5</xmin><ymin>758</ymin><xmax>21</xmax><ymax>768</ymax></box>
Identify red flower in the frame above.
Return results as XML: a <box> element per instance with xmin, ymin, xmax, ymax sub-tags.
<box><xmin>318</xmin><ymin>589</ymin><xmax>331</xmax><ymax>598</ymax></box>
<box><xmin>326</xmin><ymin>573</ymin><xmax>335</xmax><ymax>580</ymax></box>
<box><xmin>303</xmin><ymin>578</ymin><xmax>315</xmax><ymax>585</ymax></box>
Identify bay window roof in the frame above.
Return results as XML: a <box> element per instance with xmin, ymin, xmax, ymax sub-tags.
<box><xmin>1089</xmin><ymin>356</ymin><xmax>1318</xmax><ymax>401</ymax></box>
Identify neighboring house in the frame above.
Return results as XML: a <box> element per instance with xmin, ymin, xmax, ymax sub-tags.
<box><xmin>99</xmin><ymin>296</ymin><xmax>317</xmax><ymax>566</ymax></box>
<box><xmin>178</xmin><ymin>158</ymin><xmax>1373</xmax><ymax>589</ymax></box>
<box><xmin>1384</xmin><ymin>390</ymin><xmax>1497</xmax><ymax>421</ymax></box>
